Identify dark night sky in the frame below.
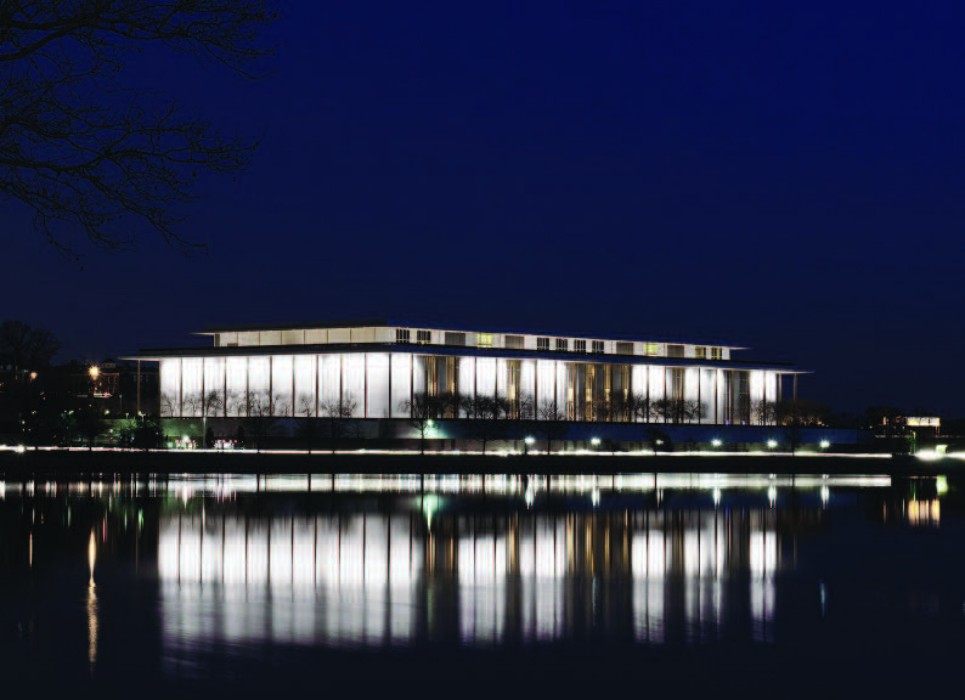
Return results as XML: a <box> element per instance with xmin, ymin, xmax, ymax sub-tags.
<box><xmin>3</xmin><ymin>1</ymin><xmax>964</xmax><ymax>414</ymax></box>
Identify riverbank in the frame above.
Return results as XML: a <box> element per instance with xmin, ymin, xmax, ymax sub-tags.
<box><xmin>0</xmin><ymin>448</ymin><xmax>954</xmax><ymax>477</ymax></box>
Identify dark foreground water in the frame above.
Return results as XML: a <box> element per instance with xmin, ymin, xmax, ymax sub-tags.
<box><xmin>1</xmin><ymin>471</ymin><xmax>963</xmax><ymax>697</ymax></box>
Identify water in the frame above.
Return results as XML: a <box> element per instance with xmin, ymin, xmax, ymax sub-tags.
<box><xmin>1</xmin><ymin>472</ymin><xmax>963</xmax><ymax>697</ymax></box>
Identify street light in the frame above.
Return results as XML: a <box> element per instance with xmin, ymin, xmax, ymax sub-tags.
<box><xmin>767</xmin><ymin>439</ymin><xmax>778</xmax><ymax>449</ymax></box>
<box><xmin>524</xmin><ymin>435</ymin><xmax>535</xmax><ymax>455</ymax></box>
<box><xmin>88</xmin><ymin>365</ymin><xmax>100</xmax><ymax>381</ymax></box>
<box><xmin>590</xmin><ymin>437</ymin><xmax>601</xmax><ymax>448</ymax></box>
<box><xmin>819</xmin><ymin>440</ymin><xmax>830</xmax><ymax>449</ymax></box>
<box><xmin>711</xmin><ymin>439</ymin><xmax>722</xmax><ymax>448</ymax></box>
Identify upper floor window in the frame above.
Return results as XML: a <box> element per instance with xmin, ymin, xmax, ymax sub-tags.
<box><xmin>444</xmin><ymin>331</ymin><xmax>466</xmax><ymax>346</ymax></box>
<box><xmin>694</xmin><ymin>346</ymin><xmax>707</xmax><ymax>359</ymax></box>
<box><xmin>477</xmin><ymin>333</ymin><xmax>493</xmax><ymax>348</ymax></box>
<box><xmin>667</xmin><ymin>344</ymin><xmax>685</xmax><ymax>358</ymax></box>
<box><xmin>615</xmin><ymin>341</ymin><xmax>634</xmax><ymax>355</ymax></box>
<box><xmin>710</xmin><ymin>347</ymin><xmax>723</xmax><ymax>360</ymax></box>
<box><xmin>555</xmin><ymin>338</ymin><xmax>568</xmax><ymax>352</ymax></box>
<box><xmin>537</xmin><ymin>337</ymin><xmax>550</xmax><ymax>351</ymax></box>
<box><xmin>505</xmin><ymin>335</ymin><xmax>524</xmax><ymax>350</ymax></box>
<box><xmin>574</xmin><ymin>339</ymin><xmax>587</xmax><ymax>353</ymax></box>
<box><xmin>592</xmin><ymin>340</ymin><xmax>605</xmax><ymax>354</ymax></box>
<box><xmin>645</xmin><ymin>343</ymin><xmax>661</xmax><ymax>356</ymax></box>
<box><xmin>396</xmin><ymin>329</ymin><xmax>411</xmax><ymax>344</ymax></box>
<box><xmin>416</xmin><ymin>330</ymin><xmax>431</xmax><ymax>344</ymax></box>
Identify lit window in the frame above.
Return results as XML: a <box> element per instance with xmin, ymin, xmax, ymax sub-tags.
<box><xmin>555</xmin><ymin>338</ymin><xmax>568</xmax><ymax>352</ymax></box>
<box><xmin>695</xmin><ymin>346</ymin><xmax>707</xmax><ymax>359</ymax></box>
<box><xmin>645</xmin><ymin>343</ymin><xmax>661</xmax><ymax>356</ymax></box>
<box><xmin>396</xmin><ymin>329</ymin><xmax>411</xmax><ymax>344</ymax></box>
<box><xmin>710</xmin><ymin>347</ymin><xmax>723</xmax><ymax>360</ymax></box>
<box><xmin>417</xmin><ymin>330</ymin><xmax>431</xmax><ymax>344</ymax></box>
<box><xmin>574</xmin><ymin>339</ymin><xmax>587</xmax><ymax>353</ymax></box>
<box><xmin>592</xmin><ymin>340</ymin><xmax>605</xmax><ymax>354</ymax></box>
<box><xmin>537</xmin><ymin>337</ymin><xmax>550</xmax><ymax>351</ymax></box>
<box><xmin>477</xmin><ymin>333</ymin><xmax>493</xmax><ymax>348</ymax></box>
<box><xmin>616</xmin><ymin>342</ymin><xmax>634</xmax><ymax>355</ymax></box>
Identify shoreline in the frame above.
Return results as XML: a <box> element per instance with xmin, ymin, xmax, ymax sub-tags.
<box><xmin>0</xmin><ymin>449</ymin><xmax>953</xmax><ymax>477</ymax></box>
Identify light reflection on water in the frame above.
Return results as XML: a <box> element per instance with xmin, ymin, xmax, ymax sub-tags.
<box><xmin>2</xmin><ymin>471</ymin><xmax>957</xmax><ymax>685</ymax></box>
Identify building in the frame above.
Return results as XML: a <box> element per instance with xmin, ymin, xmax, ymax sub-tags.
<box><xmin>131</xmin><ymin>320</ymin><xmax>802</xmax><ymax>427</ymax></box>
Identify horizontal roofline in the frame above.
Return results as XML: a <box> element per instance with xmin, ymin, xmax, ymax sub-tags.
<box><xmin>194</xmin><ymin>320</ymin><xmax>747</xmax><ymax>350</ymax></box>
<box><xmin>122</xmin><ymin>343</ymin><xmax>805</xmax><ymax>373</ymax></box>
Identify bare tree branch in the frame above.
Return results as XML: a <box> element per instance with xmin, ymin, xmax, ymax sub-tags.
<box><xmin>0</xmin><ymin>1</ymin><xmax>276</xmax><ymax>254</ymax></box>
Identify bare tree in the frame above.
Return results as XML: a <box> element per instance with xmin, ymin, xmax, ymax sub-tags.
<box><xmin>460</xmin><ymin>394</ymin><xmax>509</xmax><ymax>455</ymax></box>
<box><xmin>536</xmin><ymin>399</ymin><xmax>567</xmax><ymax>455</ymax></box>
<box><xmin>242</xmin><ymin>390</ymin><xmax>274</xmax><ymax>452</ymax></box>
<box><xmin>320</xmin><ymin>392</ymin><xmax>357</xmax><ymax>453</ymax></box>
<box><xmin>0</xmin><ymin>320</ymin><xmax>60</xmax><ymax>370</ymax></box>
<box><xmin>752</xmin><ymin>399</ymin><xmax>777</xmax><ymax>426</ymax></box>
<box><xmin>626</xmin><ymin>393</ymin><xmax>653</xmax><ymax>423</ymax></box>
<box><xmin>0</xmin><ymin>2</ymin><xmax>276</xmax><ymax>253</ymax></box>
<box><xmin>400</xmin><ymin>392</ymin><xmax>446</xmax><ymax>455</ymax></box>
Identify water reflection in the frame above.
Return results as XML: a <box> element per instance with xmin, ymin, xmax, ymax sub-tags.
<box><xmin>87</xmin><ymin>530</ymin><xmax>98</xmax><ymax>672</ymax></box>
<box><xmin>4</xmin><ymin>470</ymin><xmax>958</xmax><ymax>683</ymax></box>
<box><xmin>157</xmin><ymin>505</ymin><xmax>792</xmax><ymax>650</ymax></box>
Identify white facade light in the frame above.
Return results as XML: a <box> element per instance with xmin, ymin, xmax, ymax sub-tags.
<box><xmin>590</xmin><ymin>437</ymin><xmax>601</xmax><ymax>447</ymax></box>
<box><xmin>819</xmin><ymin>440</ymin><xmax>831</xmax><ymax>449</ymax></box>
<box><xmin>711</xmin><ymin>439</ymin><xmax>722</xmax><ymax>448</ymax></box>
<box><xmin>767</xmin><ymin>439</ymin><xmax>778</xmax><ymax>449</ymax></box>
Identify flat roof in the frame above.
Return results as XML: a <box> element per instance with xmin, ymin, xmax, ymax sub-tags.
<box><xmin>195</xmin><ymin>319</ymin><xmax>747</xmax><ymax>350</ymax></box>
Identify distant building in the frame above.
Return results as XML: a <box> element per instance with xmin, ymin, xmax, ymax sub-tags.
<box><xmin>131</xmin><ymin>320</ymin><xmax>803</xmax><ymax>426</ymax></box>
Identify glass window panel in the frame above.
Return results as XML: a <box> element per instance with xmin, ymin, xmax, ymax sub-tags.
<box><xmin>248</xmin><ymin>356</ymin><xmax>271</xmax><ymax>415</ymax></box>
<box><xmin>203</xmin><ymin>357</ymin><xmax>225</xmax><ymax>416</ymax></box>
<box><xmin>411</xmin><ymin>354</ymin><xmax>427</xmax><ymax>396</ymax></box>
<box><xmin>225</xmin><ymin>357</ymin><xmax>248</xmax><ymax>416</ymax></box>
<box><xmin>271</xmin><ymin>355</ymin><xmax>294</xmax><ymax>416</ymax></box>
<box><xmin>390</xmin><ymin>354</ymin><xmax>412</xmax><ymax>417</ymax></box>
<box><xmin>342</xmin><ymin>354</ymin><xmax>364</xmax><ymax>414</ymax></box>
<box><xmin>293</xmin><ymin>355</ymin><xmax>316</xmax><ymax>416</ymax></box>
<box><xmin>536</xmin><ymin>360</ymin><xmax>555</xmax><ymax>411</ymax></box>
<box><xmin>366</xmin><ymin>353</ymin><xmax>390</xmax><ymax>418</ymax></box>
<box><xmin>648</xmin><ymin>365</ymin><xmax>665</xmax><ymax>402</ymax></box>
<box><xmin>180</xmin><ymin>358</ymin><xmax>203</xmax><ymax>417</ymax></box>
<box><xmin>319</xmin><ymin>355</ymin><xmax>341</xmax><ymax>408</ymax></box>
<box><xmin>159</xmin><ymin>358</ymin><xmax>180</xmax><ymax>417</ymax></box>
<box><xmin>476</xmin><ymin>357</ymin><xmax>496</xmax><ymax>397</ymax></box>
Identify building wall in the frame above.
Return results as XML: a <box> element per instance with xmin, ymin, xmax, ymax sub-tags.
<box><xmin>158</xmin><ymin>352</ymin><xmax>780</xmax><ymax>425</ymax></box>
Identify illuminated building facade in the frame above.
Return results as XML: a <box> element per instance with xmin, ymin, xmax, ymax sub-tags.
<box><xmin>134</xmin><ymin>320</ymin><xmax>802</xmax><ymax>426</ymax></box>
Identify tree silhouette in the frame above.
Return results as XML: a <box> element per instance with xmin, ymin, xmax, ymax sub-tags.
<box><xmin>400</xmin><ymin>392</ymin><xmax>445</xmax><ymax>455</ymax></box>
<box><xmin>0</xmin><ymin>2</ymin><xmax>276</xmax><ymax>253</ymax></box>
<box><xmin>536</xmin><ymin>399</ymin><xmax>567</xmax><ymax>454</ymax></box>
<box><xmin>320</xmin><ymin>393</ymin><xmax>357</xmax><ymax>453</ymax></box>
<box><xmin>460</xmin><ymin>394</ymin><xmax>509</xmax><ymax>455</ymax></box>
<box><xmin>0</xmin><ymin>320</ymin><xmax>60</xmax><ymax>371</ymax></box>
